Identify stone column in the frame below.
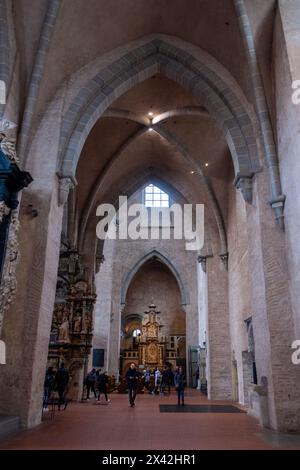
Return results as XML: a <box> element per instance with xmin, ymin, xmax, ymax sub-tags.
<box><xmin>246</xmin><ymin>169</ymin><xmax>300</xmax><ymax>432</ymax></box>
<box><xmin>0</xmin><ymin>179</ymin><xmax>63</xmax><ymax>427</ymax></box>
<box><xmin>275</xmin><ymin>1</ymin><xmax>300</xmax><ymax>339</ymax></box>
<box><xmin>206</xmin><ymin>255</ymin><xmax>232</xmax><ymax>400</ymax></box>
<box><xmin>107</xmin><ymin>300</ymin><xmax>122</xmax><ymax>377</ymax></box>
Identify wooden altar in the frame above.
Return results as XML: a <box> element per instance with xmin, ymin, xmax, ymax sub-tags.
<box><xmin>137</xmin><ymin>304</ymin><xmax>167</xmax><ymax>369</ymax></box>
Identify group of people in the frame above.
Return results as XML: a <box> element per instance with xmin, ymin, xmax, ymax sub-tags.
<box><xmin>43</xmin><ymin>362</ymin><xmax>69</xmax><ymax>411</ymax></box>
<box><xmin>126</xmin><ymin>363</ymin><xmax>186</xmax><ymax>407</ymax></box>
<box><xmin>144</xmin><ymin>365</ymin><xmax>173</xmax><ymax>395</ymax></box>
<box><xmin>84</xmin><ymin>368</ymin><xmax>110</xmax><ymax>404</ymax></box>
<box><xmin>43</xmin><ymin>362</ymin><xmax>187</xmax><ymax>412</ymax></box>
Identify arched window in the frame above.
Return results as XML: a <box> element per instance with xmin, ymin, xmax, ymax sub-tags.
<box><xmin>144</xmin><ymin>184</ymin><xmax>169</xmax><ymax>208</ymax></box>
<box><xmin>132</xmin><ymin>329</ymin><xmax>141</xmax><ymax>337</ymax></box>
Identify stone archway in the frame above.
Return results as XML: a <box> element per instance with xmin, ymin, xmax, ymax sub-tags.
<box><xmin>119</xmin><ymin>251</ymin><xmax>188</xmax><ymax>379</ymax></box>
<box><xmin>121</xmin><ymin>249</ymin><xmax>190</xmax><ymax>306</ymax></box>
<box><xmin>57</xmin><ymin>35</ymin><xmax>261</xmax><ymax>183</ymax></box>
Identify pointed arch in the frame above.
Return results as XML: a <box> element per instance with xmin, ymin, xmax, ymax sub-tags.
<box><xmin>57</xmin><ymin>34</ymin><xmax>260</xmax><ymax>181</ymax></box>
<box><xmin>121</xmin><ymin>249</ymin><xmax>190</xmax><ymax>306</ymax></box>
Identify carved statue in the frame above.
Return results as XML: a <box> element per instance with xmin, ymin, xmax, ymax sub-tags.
<box><xmin>73</xmin><ymin>311</ymin><xmax>82</xmax><ymax>333</ymax></box>
<box><xmin>58</xmin><ymin>316</ymin><xmax>70</xmax><ymax>343</ymax></box>
<box><xmin>69</xmin><ymin>252</ymin><xmax>79</xmax><ymax>274</ymax></box>
<box><xmin>147</xmin><ymin>343</ymin><xmax>158</xmax><ymax>363</ymax></box>
<box><xmin>82</xmin><ymin>312</ymin><xmax>92</xmax><ymax>333</ymax></box>
<box><xmin>70</xmin><ymin>280</ymin><xmax>88</xmax><ymax>296</ymax></box>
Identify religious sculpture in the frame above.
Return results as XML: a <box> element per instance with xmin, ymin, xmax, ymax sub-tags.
<box><xmin>48</xmin><ymin>244</ymin><xmax>96</xmax><ymax>400</ymax></box>
<box><xmin>73</xmin><ymin>311</ymin><xmax>82</xmax><ymax>333</ymax></box>
<box><xmin>82</xmin><ymin>312</ymin><xmax>92</xmax><ymax>333</ymax></box>
<box><xmin>70</xmin><ymin>280</ymin><xmax>88</xmax><ymax>296</ymax></box>
<box><xmin>58</xmin><ymin>316</ymin><xmax>70</xmax><ymax>343</ymax></box>
<box><xmin>52</xmin><ymin>304</ymin><xmax>64</xmax><ymax>331</ymax></box>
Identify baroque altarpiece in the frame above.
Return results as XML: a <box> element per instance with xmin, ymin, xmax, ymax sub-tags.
<box><xmin>138</xmin><ymin>304</ymin><xmax>167</xmax><ymax>368</ymax></box>
<box><xmin>47</xmin><ymin>240</ymin><xmax>96</xmax><ymax>400</ymax></box>
<box><xmin>121</xmin><ymin>304</ymin><xmax>179</xmax><ymax>375</ymax></box>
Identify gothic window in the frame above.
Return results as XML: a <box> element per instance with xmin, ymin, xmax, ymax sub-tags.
<box><xmin>144</xmin><ymin>184</ymin><xmax>169</xmax><ymax>208</ymax></box>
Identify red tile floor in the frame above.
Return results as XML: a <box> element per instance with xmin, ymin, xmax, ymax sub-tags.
<box><xmin>1</xmin><ymin>389</ymin><xmax>300</xmax><ymax>450</ymax></box>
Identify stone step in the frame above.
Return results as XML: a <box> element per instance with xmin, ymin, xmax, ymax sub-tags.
<box><xmin>0</xmin><ymin>414</ymin><xmax>20</xmax><ymax>440</ymax></box>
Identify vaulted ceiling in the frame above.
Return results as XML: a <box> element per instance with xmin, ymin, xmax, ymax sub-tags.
<box><xmin>10</xmin><ymin>0</ymin><xmax>278</xmax><ymax>257</ymax></box>
<box><xmin>75</xmin><ymin>74</ymin><xmax>232</xmax><ymax>253</ymax></box>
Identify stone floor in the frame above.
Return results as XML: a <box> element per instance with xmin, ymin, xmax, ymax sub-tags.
<box><xmin>1</xmin><ymin>390</ymin><xmax>300</xmax><ymax>450</ymax></box>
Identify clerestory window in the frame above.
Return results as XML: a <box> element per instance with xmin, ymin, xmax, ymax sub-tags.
<box><xmin>144</xmin><ymin>184</ymin><xmax>169</xmax><ymax>208</ymax></box>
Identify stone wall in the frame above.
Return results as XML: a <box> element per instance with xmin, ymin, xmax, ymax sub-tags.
<box><xmin>123</xmin><ymin>261</ymin><xmax>185</xmax><ymax>337</ymax></box>
<box><xmin>227</xmin><ymin>184</ymin><xmax>252</xmax><ymax>405</ymax></box>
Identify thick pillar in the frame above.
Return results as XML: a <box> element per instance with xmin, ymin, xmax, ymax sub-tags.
<box><xmin>0</xmin><ymin>178</ymin><xmax>63</xmax><ymax>427</ymax></box>
<box><xmin>275</xmin><ymin>1</ymin><xmax>300</xmax><ymax>338</ymax></box>
<box><xmin>246</xmin><ymin>169</ymin><xmax>300</xmax><ymax>432</ymax></box>
<box><xmin>93</xmin><ymin>240</ymin><xmax>114</xmax><ymax>372</ymax></box>
<box><xmin>206</xmin><ymin>255</ymin><xmax>232</xmax><ymax>400</ymax></box>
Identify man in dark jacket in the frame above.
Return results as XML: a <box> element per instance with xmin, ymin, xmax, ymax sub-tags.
<box><xmin>174</xmin><ymin>366</ymin><xmax>186</xmax><ymax>406</ymax></box>
<box><xmin>85</xmin><ymin>368</ymin><xmax>97</xmax><ymax>400</ymax></box>
<box><xmin>43</xmin><ymin>366</ymin><xmax>55</xmax><ymax>411</ymax></box>
<box><xmin>97</xmin><ymin>371</ymin><xmax>110</xmax><ymax>403</ymax></box>
<box><xmin>125</xmin><ymin>363</ymin><xmax>141</xmax><ymax>407</ymax></box>
<box><xmin>55</xmin><ymin>362</ymin><xmax>69</xmax><ymax>410</ymax></box>
<box><xmin>162</xmin><ymin>366</ymin><xmax>173</xmax><ymax>394</ymax></box>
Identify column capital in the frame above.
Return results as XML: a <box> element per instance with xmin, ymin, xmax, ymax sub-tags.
<box><xmin>57</xmin><ymin>174</ymin><xmax>77</xmax><ymax>206</ymax></box>
<box><xmin>233</xmin><ymin>172</ymin><xmax>254</xmax><ymax>204</ymax></box>
<box><xmin>197</xmin><ymin>254</ymin><xmax>213</xmax><ymax>273</ymax></box>
<box><xmin>219</xmin><ymin>252</ymin><xmax>229</xmax><ymax>270</ymax></box>
<box><xmin>269</xmin><ymin>194</ymin><xmax>286</xmax><ymax>231</ymax></box>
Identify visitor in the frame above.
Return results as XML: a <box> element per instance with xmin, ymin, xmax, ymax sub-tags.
<box><xmin>97</xmin><ymin>370</ymin><xmax>111</xmax><ymax>404</ymax></box>
<box><xmin>174</xmin><ymin>366</ymin><xmax>186</xmax><ymax>406</ymax></box>
<box><xmin>143</xmin><ymin>367</ymin><xmax>151</xmax><ymax>391</ymax></box>
<box><xmin>55</xmin><ymin>362</ymin><xmax>69</xmax><ymax>410</ymax></box>
<box><xmin>125</xmin><ymin>363</ymin><xmax>141</xmax><ymax>407</ymax></box>
<box><xmin>162</xmin><ymin>366</ymin><xmax>172</xmax><ymax>394</ymax></box>
<box><xmin>85</xmin><ymin>368</ymin><xmax>97</xmax><ymax>400</ymax></box>
<box><xmin>154</xmin><ymin>368</ymin><xmax>162</xmax><ymax>395</ymax></box>
<box><xmin>43</xmin><ymin>366</ymin><xmax>55</xmax><ymax>411</ymax></box>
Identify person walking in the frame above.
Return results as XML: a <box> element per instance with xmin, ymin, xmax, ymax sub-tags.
<box><xmin>55</xmin><ymin>362</ymin><xmax>69</xmax><ymax>410</ymax></box>
<box><xmin>43</xmin><ymin>366</ymin><xmax>55</xmax><ymax>411</ymax></box>
<box><xmin>154</xmin><ymin>368</ymin><xmax>162</xmax><ymax>395</ymax></box>
<box><xmin>174</xmin><ymin>366</ymin><xmax>186</xmax><ymax>406</ymax></box>
<box><xmin>125</xmin><ymin>363</ymin><xmax>141</xmax><ymax>407</ymax></box>
<box><xmin>143</xmin><ymin>367</ymin><xmax>151</xmax><ymax>391</ymax></box>
<box><xmin>161</xmin><ymin>366</ymin><xmax>172</xmax><ymax>394</ymax></box>
<box><xmin>97</xmin><ymin>370</ymin><xmax>111</xmax><ymax>404</ymax></box>
<box><xmin>85</xmin><ymin>368</ymin><xmax>97</xmax><ymax>400</ymax></box>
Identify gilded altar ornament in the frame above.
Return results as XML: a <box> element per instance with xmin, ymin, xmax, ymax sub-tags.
<box><xmin>0</xmin><ymin>210</ymin><xmax>20</xmax><ymax>333</ymax></box>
